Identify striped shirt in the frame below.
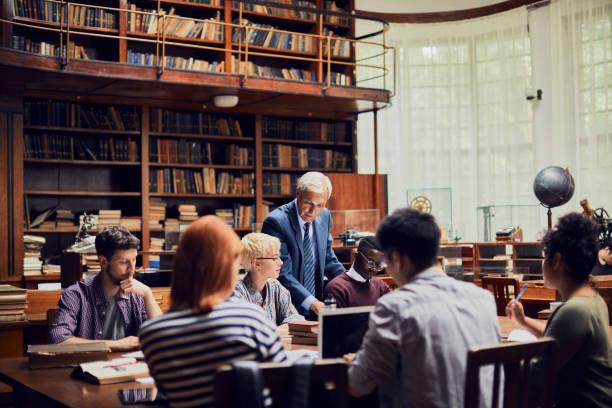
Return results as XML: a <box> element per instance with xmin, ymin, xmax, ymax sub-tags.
<box><xmin>232</xmin><ymin>273</ymin><xmax>304</xmax><ymax>326</ymax></box>
<box><xmin>139</xmin><ymin>298</ymin><xmax>287</xmax><ymax>408</ymax></box>
<box><xmin>49</xmin><ymin>273</ymin><xmax>147</xmax><ymax>343</ymax></box>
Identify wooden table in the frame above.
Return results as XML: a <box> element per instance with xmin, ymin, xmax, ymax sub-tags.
<box><xmin>0</xmin><ymin>331</ymin><xmax>314</xmax><ymax>407</ymax></box>
<box><xmin>498</xmin><ymin>316</ymin><xmax>612</xmax><ymax>342</ymax></box>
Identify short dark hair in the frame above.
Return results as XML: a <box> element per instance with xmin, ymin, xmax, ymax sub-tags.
<box><xmin>376</xmin><ymin>208</ymin><xmax>440</xmax><ymax>271</ymax></box>
<box><xmin>542</xmin><ymin>213</ymin><xmax>598</xmax><ymax>283</ymax></box>
<box><xmin>95</xmin><ymin>226</ymin><xmax>140</xmax><ymax>260</ymax></box>
<box><xmin>358</xmin><ymin>236</ymin><xmax>382</xmax><ymax>254</ymax></box>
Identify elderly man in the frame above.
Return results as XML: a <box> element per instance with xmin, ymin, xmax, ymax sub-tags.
<box><xmin>262</xmin><ymin>172</ymin><xmax>345</xmax><ymax>318</ymax></box>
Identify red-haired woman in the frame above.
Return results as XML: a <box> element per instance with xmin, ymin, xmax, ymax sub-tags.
<box><xmin>139</xmin><ymin>216</ymin><xmax>287</xmax><ymax>407</ymax></box>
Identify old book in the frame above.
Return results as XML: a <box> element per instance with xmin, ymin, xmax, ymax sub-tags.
<box><xmin>289</xmin><ymin>330</ymin><xmax>317</xmax><ymax>339</ymax></box>
<box><xmin>287</xmin><ymin>321</ymin><xmax>318</xmax><ymax>334</ymax></box>
<box><xmin>71</xmin><ymin>357</ymin><xmax>150</xmax><ymax>385</ymax></box>
<box><xmin>290</xmin><ymin>336</ymin><xmax>317</xmax><ymax>346</ymax></box>
<box><xmin>0</xmin><ymin>285</ymin><xmax>27</xmax><ymax>295</ymax></box>
<box><xmin>28</xmin><ymin>343</ymin><xmax>111</xmax><ymax>369</ymax></box>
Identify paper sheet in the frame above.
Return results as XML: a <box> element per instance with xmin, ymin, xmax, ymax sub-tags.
<box><xmin>507</xmin><ymin>329</ymin><xmax>537</xmax><ymax>342</ymax></box>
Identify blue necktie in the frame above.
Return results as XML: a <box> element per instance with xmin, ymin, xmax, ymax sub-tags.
<box><xmin>302</xmin><ymin>222</ymin><xmax>316</xmax><ymax>296</ymax></box>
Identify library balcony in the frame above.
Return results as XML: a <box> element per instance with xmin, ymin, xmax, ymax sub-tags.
<box><xmin>0</xmin><ymin>0</ymin><xmax>394</xmax><ymax>116</ymax></box>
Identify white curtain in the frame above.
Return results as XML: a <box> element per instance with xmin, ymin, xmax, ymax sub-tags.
<box><xmin>549</xmin><ymin>0</ymin><xmax>612</xmax><ymax>215</ymax></box>
<box><xmin>358</xmin><ymin>7</ymin><xmax>535</xmax><ymax>241</ymax></box>
<box><xmin>358</xmin><ymin>0</ymin><xmax>612</xmax><ymax>241</ymax></box>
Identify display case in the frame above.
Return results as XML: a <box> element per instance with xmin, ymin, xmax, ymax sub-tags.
<box><xmin>330</xmin><ymin>209</ymin><xmax>380</xmax><ymax>246</ymax></box>
<box><xmin>476</xmin><ymin>204</ymin><xmax>543</xmax><ymax>242</ymax></box>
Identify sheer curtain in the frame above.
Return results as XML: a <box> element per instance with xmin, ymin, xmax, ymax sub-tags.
<box><xmin>357</xmin><ymin>7</ymin><xmax>534</xmax><ymax>241</ymax></box>
<box><xmin>549</xmin><ymin>0</ymin><xmax>612</xmax><ymax>214</ymax></box>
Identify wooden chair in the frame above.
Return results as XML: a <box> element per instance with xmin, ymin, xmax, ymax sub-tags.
<box><xmin>481</xmin><ymin>277</ymin><xmax>521</xmax><ymax>316</ymax></box>
<box><xmin>465</xmin><ymin>338</ymin><xmax>558</xmax><ymax>408</ymax></box>
<box><xmin>214</xmin><ymin>360</ymin><xmax>347</xmax><ymax>408</ymax></box>
<box><xmin>593</xmin><ymin>287</ymin><xmax>612</xmax><ymax>324</ymax></box>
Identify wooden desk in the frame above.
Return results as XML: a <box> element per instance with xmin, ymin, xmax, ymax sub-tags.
<box><xmin>498</xmin><ymin>316</ymin><xmax>612</xmax><ymax>342</ymax></box>
<box><xmin>0</xmin><ymin>357</ymin><xmax>156</xmax><ymax>408</ymax></box>
<box><xmin>0</xmin><ymin>332</ymin><xmax>314</xmax><ymax>407</ymax></box>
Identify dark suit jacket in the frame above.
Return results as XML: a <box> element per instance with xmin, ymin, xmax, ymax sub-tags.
<box><xmin>262</xmin><ymin>200</ymin><xmax>345</xmax><ymax>315</ymax></box>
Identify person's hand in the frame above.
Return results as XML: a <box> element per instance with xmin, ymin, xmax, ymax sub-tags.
<box><xmin>310</xmin><ymin>300</ymin><xmax>325</xmax><ymax>315</ymax></box>
<box><xmin>120</xmin><ymin>278</ymin><xmax>152</xmax><ymax>298</ymax></box>
<box><xmin>109</xmin><ymin>336</ymin><xmax>140</xmax><ymax>351</ymax></box>
<box><xmin>343</xmin><ymin>353</ymin><xmax>356</xmax><ymax>364</ymax></box>
<box><xmin>506</xmin><ymin>300</ymin><xmax>526</xmax><ymax>326</ymax></box>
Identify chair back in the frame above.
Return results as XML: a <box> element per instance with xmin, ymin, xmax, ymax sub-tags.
<box><xmin>481</xmin><ymin>277</ymin><xmax>521</xmax><ymax>316</ymax></box>
<box><xmin>215</xmin><ymin>360</ymin><xmax>347</xmax><ymax>408</ymax></box>
<box><xmin>593</xmin><ymin>286</ymin><xmax>612</xmax><ymax>324</ymax></box>
<box><xmin>464</xmin><ymin>337</ymin><xmax>558</xmax><ymax>408</ymax></box>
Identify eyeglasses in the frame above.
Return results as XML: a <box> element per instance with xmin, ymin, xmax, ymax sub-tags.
<box><xmin>358</xmin><ymin>251</ymin><xmax>387</xmax><ymax>271</ymax></box>
<box><xmin>255</xmin><ymin>256</ymin><xmax>282</xmax><ymax>262</ymax></box>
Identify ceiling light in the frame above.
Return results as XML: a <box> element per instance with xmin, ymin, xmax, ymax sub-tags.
<box><xmin>213</xmin><ymin>95</ymin><xmax>239</xmax><ymax>108</ymax></box>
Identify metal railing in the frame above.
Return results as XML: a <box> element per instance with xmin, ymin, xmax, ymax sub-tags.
<box><xmin>1</xmin><ymin>0</ymin><xmax>395</xmax><ymax>95</ymax></box>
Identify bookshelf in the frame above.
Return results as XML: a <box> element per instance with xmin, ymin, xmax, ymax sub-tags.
<box><xmin>5</xmin><ymin>0</ymin><xmax>359</xmax><ymax>87</ymax></box>
<box><xmin>15</xmin><ymin>97</ymin><xmax>356</xmax><ymax>280</ymax></box>
<box><xmin>0</xmin><ymin>1</ymin><xmax>391</xmax><ymax>285</ymax></box>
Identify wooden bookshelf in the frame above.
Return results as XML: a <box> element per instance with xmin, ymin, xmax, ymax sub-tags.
<box><xmin>0</xmin><ymin>1</ymin><xmax>391</xmax><ymax>285</ymax></box>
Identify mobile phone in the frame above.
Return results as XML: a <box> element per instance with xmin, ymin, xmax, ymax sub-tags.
<box><xmin>117</xmin><ymin>388</ymin><xmax>165</xmax><ymax>405</ymax></box>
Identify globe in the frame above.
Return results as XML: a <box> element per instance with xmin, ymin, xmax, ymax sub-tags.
<box><xmin>533</xmin><ymin>166</ymin><xmax>575</xmax><ymax>208</ymax></box>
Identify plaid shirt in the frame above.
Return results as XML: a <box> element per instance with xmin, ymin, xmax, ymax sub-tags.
<box><xmin>49</xmin><ymin>273</ymin><xmax>148</xmax><ymax>343</ymax></box>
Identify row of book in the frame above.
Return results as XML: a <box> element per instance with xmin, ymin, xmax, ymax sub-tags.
<box><xmin>216</xmin><ymin>205</ymin><xmax>255</xmax><ymax>229</ymax></box>
<box><xmin>322</xmin><ymin>28</ymin><xmax>351</xmax><ymax>58</ymax></box>
<box><xmin>150</xmin><ymin>138</ymin><xmax>253</xmax><ymax>166</ymax></box>
<box><xmin>11</xmin><ymin>36</ymin><xmax>91</xmax><ymax>59</ymax></box>
<box><xmin>262</xmin><ymin>173</ymin><xmax>298</xmax><ymax>195</ymax></box>
<box><xmin>325</xmin><ymin>71</ymin><xmax>351</xmax><ymax>86</ymax></box>
<box><xmin>0</xmin><ymin>285</ymin><xmax>27</xmax><ymax>322</ymax></box>
<box><xmin>127</xmin><ymin>50</ymin><xmax>225</xmax><ymax>72</ymax></box>
<box><xmin>149</xmin><ymin>168</ymin><xmax>254</xmax><ymax>195</ymax></box>
<box><xmin>24</xmin><ymin>134</ymin><xmax>139</xmax><ymax>161</ymax></box>
<box><xmin>232</xmin><ymin>56</ymin><xmax>316</xmax><ymax>82</ymax></box>
<box><xmin>12</xmin><ymin>1</ymin><xmax>117</xmax><ymax>29</ymax></box>
<box><xmin>25</xmin><ymin>100</ymin><xmax>140</xmax><ymax>131</ymax></box>
<box><xmin>233</xmin><ymin>0</ymin><xmax>317</xmax><ymax>21</ymax></box>
<box><xmin>150</xmin><ymin>108</ymin><xmax>244</xmax><ymax>136</ymax></box>
<box><xmin>128</xmin><ymin>6</ymin><xmax>224</xmax><ymax>41</ymax></box>
<box><xmin>263</xmin><ymin>117</ymin><xmax>349</xmax><ymax>142</ymax></box>
<box><xmin>233</xmin><ymin>19</ymin><xmax>315</xmax><ymax>53</ymax></box>
<box><xmin>149</xmin><ymin>200</ymin><xmax>167</xmax><ymax>228</ymax></box>
<box><xmin>262</xmin><ymin>144</ymin><xmax>351</xmax><ymax>169</ymax></box>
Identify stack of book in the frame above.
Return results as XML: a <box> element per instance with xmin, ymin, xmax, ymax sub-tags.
<box><xmin>98</xmin><ymin>210</ymin><xmax>122</xmax><ymax>229</ymax></box>
<box><xmin>0</xmin><ymin>285</ymin><xmax>27</xmax><ymax>322</ymax></box>
<box><xmin>120</xmin><ymin>217</ymin><xmax>141</xmax><ymax>231</ymax></box>
<box><xmin>288</xmin><ymin>321</ymin><xmax>318</xmax><ymax>345</ymax></box>
<box><xmin>149</xmin><ymin>200</ymin><xmax>167</xmax><ymax>228</ymax></box>
<box><xmin>11</xmin><ymin>36</ymin><xmax>89</xmax><ymax>59</ymax></box>
<box><xmin>149</xmin><ymin>237</ymin><xmax>164</xmax><ymax>253</ymax></box>
<box><xmin>42</xmin><ymin>263</ymin><xmax>61</xmax><ymax>275</ymax></box>
<box><xmin>24</xmin><ymin>235</ymin><xmax>45</xmax><ymax>276</ymax></box>
<box><xmin>83</xmin><ymin>255</ymin><xmax>101</xmax><ymax>276</ymax></box>
<box><xmin>127</xmin><ymin>50</ymin><xmax>225</xmax><ymax>73</ymax></box>
<box><xmin>178</xmin><ymin>204</ymin><xmax>198</xmax><ymax>224</ymax></box>
<box><xmin>215</xmin><ymin>209</ymin><xmax>234</xmax><ymax>227</ymax></box>
<box><xmin>231</xmin><ymin>56</ymin><xmax>316</xmax><ymax>82</ymax></box>
<box><xmin>56</xmin><ymin>209</ymin><xmax>75</xmax><ymax>228</ymax></box>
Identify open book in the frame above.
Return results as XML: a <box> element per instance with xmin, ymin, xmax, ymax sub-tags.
<box><xmin>71</xmin><ymin>357</ymin><xmax>150</xmax><ymax>385</ymax></box>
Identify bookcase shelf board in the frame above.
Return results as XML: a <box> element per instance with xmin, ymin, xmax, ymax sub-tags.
<box><xmin>24</xmin><ymin>159</ymin><xmax>140</xmax><ymax>167</ymax></box>
<box><xmin>25</xmin><ymin>190</ymin><xmax>141</xmax><ymax>197</ymax></box>
<box><xmin>149</xmin><ymin>193</ymin><xmax>255</xmax><ymax>198</ymax></box>
<box><xmin>149</xmin><ymin>163</ymin><xmax>254</xmax><ymax>170</ymax></box>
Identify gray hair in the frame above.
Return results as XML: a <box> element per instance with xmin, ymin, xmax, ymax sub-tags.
<box><xmin>297</xmin><ymin>172</ymin><xmax>332</xmax><ymax>199</ymax></box>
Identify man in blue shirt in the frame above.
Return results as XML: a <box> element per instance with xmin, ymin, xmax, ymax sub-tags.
<box><xmin>262</xmin><ymin>172</ymin><xmax>345</xmax><ymax>318</ymax></box>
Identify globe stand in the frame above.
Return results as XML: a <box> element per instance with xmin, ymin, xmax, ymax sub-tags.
<box><xmin>547</xmin><ymin>208</ymin><xmax>552</xmax><ymax>230</ymax></box>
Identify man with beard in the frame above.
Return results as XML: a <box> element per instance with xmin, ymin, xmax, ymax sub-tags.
<box><xmin>50</xmin><ymin>226</ymin><xmax>161</xmax><ymax>350</ymax></box>
<box><xmin>323</xmin><ymin>236</ymin><xmax>391</xmax><ymax>308</ymax></box>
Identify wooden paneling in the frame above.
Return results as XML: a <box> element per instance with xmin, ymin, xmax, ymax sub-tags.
<box><xmin>12</xmin><ymin>113</ymin><xmax>24</xmax><ymax>278</ymax></box>
<box><xmin>0</xmin><ymin>114</ymin><xmax>8</xmax><ymax>278</ymax></box>
<box><xmin>356</xmin><ymin>0</ymin><xmax>544</xmax><ymax>23</ymax></box>
<box><xmin>327</xmin><ymin>173</ymin><xmax>386</xmax><ymax>213</ymax></box>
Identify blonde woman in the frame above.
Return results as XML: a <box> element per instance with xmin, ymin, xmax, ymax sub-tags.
<box><xmin>234</xmin><ymin>233</ymin><xmax>304</xmax><ymax>326</ymax></box>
